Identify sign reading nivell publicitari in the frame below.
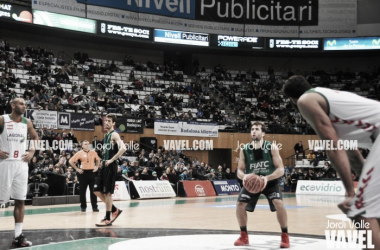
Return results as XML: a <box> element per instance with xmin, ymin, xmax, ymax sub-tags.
<box><xmin>154</xmin><ymin>29</ymin><xmax>209</xmax><ymax>46</ymax></box>
<box><xmin>76</xmin><ymin>0</ymin><xmax>318</xmax><ymax>26</ymax></box>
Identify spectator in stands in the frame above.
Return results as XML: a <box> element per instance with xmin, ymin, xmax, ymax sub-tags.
<box><xmin>305</xmin><ymin>169</ymin><xmax>317</xmax><ymax>180</ymax></box>
<box><xmin>215</xmin><ymin>165</ymin><xmax>225</xmax><ymax>180</ymax></box>
<box><xmin>205</xmin><ymin>169</ymin><xmax>216</xmax><ymax>181</ymax></box>
<box><xmin>294</xmin><ymin>141</ymin><xmax>305</xmax><ymax>160</ymax></box>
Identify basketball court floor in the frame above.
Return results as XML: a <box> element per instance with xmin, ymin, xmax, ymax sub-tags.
<box><xmin>0</xmin><ymin>194</ymin><xmax>358</xmax><ymax>249</ymax></box>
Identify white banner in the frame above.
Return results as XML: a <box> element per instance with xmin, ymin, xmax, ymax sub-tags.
<box><xmin>25</xmin><ymin>109</ymin><xmax>57</xmax><ymax>129</ymax></box>
<box><xmin>299</xmin><ymin>0</ymin><xmax>357</xmax><ymax>38</ymax></box>
<box><xmin>32</xmin><ymin>0</ymin><xmax>86</xmax><ymax>17</ymax></box>
<box><xmin>154</xmin><ymin>119</ymin><xmax>218</xmax><ymax>138</ymax></box>
<box><xmin>244</xmin><ymin>25</ymin><xmax>300</xmax><ymax>38</ymax></box>
<box><xmin>296</xmin><ymin>180</ymin><xmax>345</xmax><ymax>196</ymax></box>
<box><xmin>132</xmin><ymin>180</ymin><xmax>176</xmax><ymax>199</ymax></box>
<box><xmin>86</xmin><ymin>181</ymin><xmax>130</xmax><ymax>201</ymax></box>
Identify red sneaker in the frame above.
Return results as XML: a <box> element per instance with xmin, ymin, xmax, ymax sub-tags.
<box><xmin>280</xmin><ymin>232</ymin><xmax>290</xmax><ymax>248</ymax></box>
<box><xmin>95</xmin><ymin>217</ymin><xmax>113</xmax><ymax>227</ymax></box>
<box><xmin>234</xmin><ymin>231</ymin><xmax>249</xmax><ymax>246</ymax></box>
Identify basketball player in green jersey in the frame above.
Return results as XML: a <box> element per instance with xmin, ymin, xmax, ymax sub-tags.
<box><xmin>234</xmin><ymin>121</ymin><xmax>289</xmax><ymax>248</ymax></box>
<box><xmin>94</xmin><ymin>114</ymin><xmax>126</xmax><ymax>226</ymax></box>
<box><xmin>0</xmin><ymin>98</ymin><xmax>39</xmax><ymax>248</ymax></box>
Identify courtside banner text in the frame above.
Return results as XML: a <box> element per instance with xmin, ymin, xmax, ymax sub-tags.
<box><xmin>154</xmin><ymin>119</ymin><xmax>218</xmax><ymax>137</ymax></box>
<box><xmin>179</xmin><ymin>181</ymin><xmax>216</xmax><ymax>197</ymax></box>
<box><xmin>70</xmin><ymin>113</ymin><xmax>95</xmax><ymax>131</ymax></box>
<box><xmin>296</xmin><ymin>180</ymin><xmax>345</xmax><ymax>196</ymax></box>
<box><xmin>25</xmin><ymin>109</ymin><xmax>57</xmax><ymax>129</ymax></box>
<box><xmin>324</xmin><ymin>37</ymin><xmax>380</xmax><ymax>51</ymax></box>
<box><xmin>98</xmin><ymin>20</ymin><xmax>152</xmax><ymax>40</ymax></box>
<box><xmin>212</xmin><ymin>179</ymin><xmax>241</xmax><ymax>196</ymax></box>
<box><xmin>131</xmin><ymin>180</ymin><xmax>176</xmax><ymax>199</ymax></box>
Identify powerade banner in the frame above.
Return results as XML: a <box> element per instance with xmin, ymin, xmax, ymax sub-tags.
<box><xmin>0</xmin><ymin>3</ymin><xmax>33</xmax><ymax>23</ymax></box>
<box><xmin>154</xmin><ymin>119</ymin><xmax>218</xmax><ymax>137</ymax></box>
<box><xmin>116</xmin><ymin>117</ymin><xmax>143</xmax><ymax>134</ymax></box>
<box><xmin>70</xmin><ymin>113</ymin><xmax>95</xmax><ymax>131</ymax></box>
<box><xmin>324</xmin><ymin>37</ymin><xmax>380</xmax><ymax>51</ymax></box>
<box><xmin>33</xmin><ymin>10</ymin><xmax>96</xmax><ymax>33</ymax></box>
<box><xmin>212</xmin><ymin>180</ymin><xmax>241</xmax><ymax>196</ymax></box>
<box><xmin>296</xmin><ymin>180</ymin><xmax>345</xmax><ymax>196</ymax></box>
<box><xmin>210</xmin><ymin>34</ymin><xmax>264</xmax><ymax>49</ymax></box>
<box><xmin>154</xmin><ymin>29</ymin><xmax>209</xmax><ymax>46</ymax></box>
<box><xmin>77</xmin><ymin>0</ymin><xmax>195</xmax><ymax>19</ymax></box>
<box><xmin>98</xmin><ymin>21</ymin><xmax>152</xmax><ymax>40</ymax></box>
<box><xmin>267</xmin><ymin>38</ymin><xmax>321</xmax><ymax>50</ymax></box>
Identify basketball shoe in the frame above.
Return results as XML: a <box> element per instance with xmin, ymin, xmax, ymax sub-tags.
<box><xmin>234</xmin><ymin>231</ymin><xmax>249</xmax><ymax>246</ymax></box>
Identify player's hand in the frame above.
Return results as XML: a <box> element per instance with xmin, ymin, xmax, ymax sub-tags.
<box><xmin>0</xmin><ymin>150</ymin><xmax>9</xmax><ymax>159</ymax></box>
<box><xmin>338</xmin><ymin>196</ymin><xmax>353</xmax><ymax>214</ymax></box>
<box><xmin>260</xmin><ymin>176</ymin><xmax>268</xmax><ymax>191</ymax></box>
<box><xmin>105</xmin><ymin>160</ymin><xmax>113</xmax><ymax>167</ymax></box>
<box><xmin>93</xmin><ymin>166</ymin><xmax>98</xmax><ymax>172</ymax></box>
<box><xmin>21</xmin><ymin>151</ymin><xmax>34</xmax><ymax>162</ymax></box>
<box><xmin>77</xmin><ymin>169</ymin><xmax>84</xmax><ymax>174</ymax></box>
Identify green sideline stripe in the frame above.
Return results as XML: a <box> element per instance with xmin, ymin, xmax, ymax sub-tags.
<box><xmin>0</xmin><ymin>194</ymin><xmax>295</xmax><ymax>218</ymax></box>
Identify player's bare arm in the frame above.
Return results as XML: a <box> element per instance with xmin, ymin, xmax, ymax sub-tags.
<box><xmin>266</xmin><ymin>144</ymin><xmax>285</xmax><ymax>181</ymax></box>
<box><xmin>93</xmin><ymin>152</ymin><xmax>100</xmax><ymax>172</ymax></box>
<box><xmin>346</xmin><ymin>150</ymin><xmax>364</xmax><ymax>178</ymax></box>
<box><xmin>297</xmin><ymin>93</ymin><xmax>355</xmax><ymax>198</ymax></box>
<box><xmin>0</xmin><ymin>116</ymin><xmax>9</xmax><ymax>159</ymax></box>
<box><xmin>22</xmin><ymin>119</ymin><xmax>39</xmax><ymax>162</ymax></box>
<box><xmin>105</xmin><ymin>132</ymin><xmax>126</xmax><ymax>166</ymax></box>
<box><xmin>237</xmin><ymin>149</ymin><xmax>246</xmax><ymax>181</ymax></box>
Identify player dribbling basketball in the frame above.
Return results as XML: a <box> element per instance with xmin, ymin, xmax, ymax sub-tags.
<box><xmin>235</xmin><ymin>121</ymin><xmax>290</xmax><ymax>248</ymax></box>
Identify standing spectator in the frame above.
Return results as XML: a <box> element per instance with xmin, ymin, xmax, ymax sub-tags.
<box><xmin>294</xmin><ymin>141</ymin><xmax>305</xmax><ymax>160</ymax></box>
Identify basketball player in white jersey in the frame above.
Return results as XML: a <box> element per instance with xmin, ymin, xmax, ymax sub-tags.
<box><xmin>283</xmin><ymin>75</ymin><xmax>380</xmax><ymax>249</ymax></box>
<box><xmin>0</xmin><ymin>98</ymin><xmax>39</xmax><ymax>248</ymax></box>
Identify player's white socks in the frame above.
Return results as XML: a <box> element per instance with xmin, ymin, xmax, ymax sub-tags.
<box><xmin>15</xmin><ymin>223</ymin><xmax>23</xmax><ymax>238</ymax></box>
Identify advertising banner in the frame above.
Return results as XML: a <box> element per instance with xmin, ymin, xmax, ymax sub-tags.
<box><xmin>212</xmin><ymin>180</ymin><xmax>241</xmax><ymax>196</ymax></box>
<box><xmin>57</xmin><ymin>112</ymin><xmax>71</xmax><ymax>130</ymax></box>
<box><xmin>178</xmin><ymin>181</ymin><xmax>216</xmax><ymax>197</ymax></box>
<box><xmin>324</xmin><ymin>37</ymin><xmax>380</xmax><ymax>51</ymax></box>
<box><xmin>299</xmin><ymin>0</ymin><xmax>357</xmax><ymax>38</ymax></box>
<box><xmin>0</xmin><ymin>2</ymin><xmax>33</xmax><ymax>23</ymax></box>
<box><xmin>33</xmin><ymin>10</ymin><xmax>96</xmax><ymax>33</ymax></box>
<box><xmin>32</xmin><ymin>0</ymin><xmax>86</xmax><ymax>17</ymax></box>
<box><xmin>130</xmin><ymin>180</ymin><xmax>176</xmax><ymax>199</ymax></box>
<box><xmin>98</xmin><ymin>21</ymin><xmax>152</xmax><ymax>40</ymax></box>
<box><xmin>116</xmin><ymin>117</ymin><xmax>143</xmax><ymax>134</ymax></box>
<box><xmin>70</xmin><ymin>113</ymin><xmax>95</xmax><ymax>131</ymax></box>
<box><xmin>154</xmin><ymin>119</ymin><xmax>218</xmax><ymax>137</ymax></box>
<box><xmin>267</xmin><ymin>38</ymin><xmax>322</xmax><ymax>50</ymax></box>
<box><xmin>296</xmin><ymin>180</ymin><xmax>345</xmax><ymax>196</ymax></box>
<box><xmin>154</xmin><ymin>29</ymin><xmax>209</xmax><ymax>46</ymax></box>
<box><xmin>210</xmin><ymin>34</ymin><xmax>264</xmax><ymax>49</ymax></box>
<box><xmin>25</xmin><ymin>109</ymin><xmax>57</xmax><ymax>129</ymax></box>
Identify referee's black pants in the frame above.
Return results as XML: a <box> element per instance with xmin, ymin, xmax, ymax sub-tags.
<box><xmin>78</xmin><ymin>170</ymin><xmax>98</xmax><ymax>210</ymax></box>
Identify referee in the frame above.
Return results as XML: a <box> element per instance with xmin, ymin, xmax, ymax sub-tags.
<box><xmin>69</xmin><ymin>140</ymin><xmax>100</xmax><ymax>212</ymax></box>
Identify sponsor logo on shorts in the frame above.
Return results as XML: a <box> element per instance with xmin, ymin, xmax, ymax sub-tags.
<box><xmin>241</xmin><ymin>194</ymin><xmax>250</xmax><ymax>199</ymax></box>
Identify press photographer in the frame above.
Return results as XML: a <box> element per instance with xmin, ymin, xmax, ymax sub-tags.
<box><xmin>27</xmin><ymin>167</ymin><xmax>49</xmax><ymax>197</ymax></box>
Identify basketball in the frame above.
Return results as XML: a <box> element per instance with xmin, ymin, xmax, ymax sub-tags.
<box><xmin>243</xmin><ymin>174</ymin><xmax>266</xmax><ymax>194</ymax></box>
